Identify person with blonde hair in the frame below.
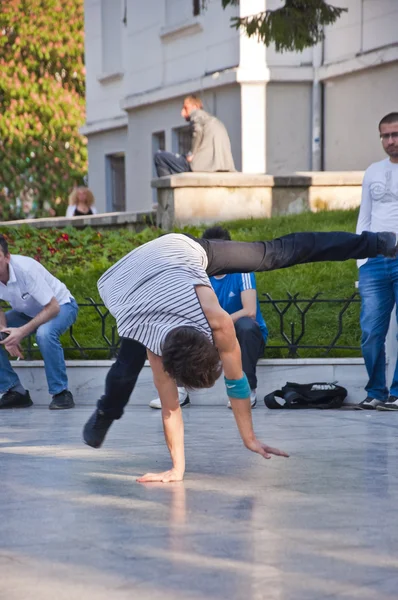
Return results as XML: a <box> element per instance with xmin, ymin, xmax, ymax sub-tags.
<box><xmin>66</xmin><ymin>186</ymin><xmax>97</xmax><ymax>217</ymax></box>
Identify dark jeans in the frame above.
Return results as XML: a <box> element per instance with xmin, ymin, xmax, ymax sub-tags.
<box><xmin>195</xmin><ymin>230</ymin><xmax>381</xmax><ymax>276</ymax></box>
<box><xmin>98</xmin><ymin>230</ymin><xmax>383</xmax><ymax>419</ymax></box>
<box><xmin>154</xmin><ymin>151</ymin><xmax>191</xmax><ymax>177</ymax></box>
<box><xmin>235</xmin><ymin>317</ymin><xmax>265</xmax><ymax>390</ymax></box>
<box><xmin>98</xmin><ymin>338</ymin><xmax>147</xmax><ymax>419</ymax></box>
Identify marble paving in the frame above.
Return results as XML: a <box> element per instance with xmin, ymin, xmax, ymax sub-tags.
<box><xmin>1</xmin><ymin>405</ymin><xmax>398</xmax><ymax>599</ymax></box>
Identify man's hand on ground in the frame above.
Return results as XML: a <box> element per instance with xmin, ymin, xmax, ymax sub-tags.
<box><xmin>245</xmin><ymin>438</ymin><xmax>289</xmax><ymax>460</ymax></box>
<box><xmin>136</xmin><ymin>468</ymin><xmax>184</xmax><ymax>484</ymax></box>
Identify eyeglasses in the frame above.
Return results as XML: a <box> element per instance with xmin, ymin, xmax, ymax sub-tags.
<box><xmin>380</xmin><ymin>132</ymin><xmax>398</xmax><ymax>142</ymax></box>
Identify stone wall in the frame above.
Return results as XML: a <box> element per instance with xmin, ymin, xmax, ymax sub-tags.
<box><xmin>13</xmin><ymin>358</ymin><xmax>368</xmax><ymax>407</ymax></box>
<box><xmin>0</xmin><ymin>210</ymin><xmax>156</xmax><ymax>231</ymax></box>
<box><xmin>153</xmin><ymin>172</ymin><xmax>364</xmax><ymax>229</ymax></box>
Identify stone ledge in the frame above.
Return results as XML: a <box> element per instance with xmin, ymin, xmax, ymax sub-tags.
<box><xmin>12</xmin><ymin>358</ymin><xmax>364</xmax><ymax>368</ymax></box>
<box><xmin>11</xmin><ymin>358</ymin><xmax>367</xmax><ymax>405</ymax></box>
<box><xmin>0</xmin><ymin>210</ymin><xmax>156</xmax><ymax>229</ymax></box>
<box><xmin>152</xmin><ymin>171</ymin><xmax>364</xmax><ymax>189</ymax></box>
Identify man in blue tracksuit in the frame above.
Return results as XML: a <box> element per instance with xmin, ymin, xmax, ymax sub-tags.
<box><xmin>149</xmin><ymin>226</ymin><xmax>268</xmax><ymax>409</ymax></box>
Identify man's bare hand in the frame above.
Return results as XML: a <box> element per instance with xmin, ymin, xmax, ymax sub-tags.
<box><xmin>186</xmin><ymin>154</ymin><xmax>193</xmax><ymax>163</ymax></box>
<box><xmin>1</xmin><ymin>327</ymin><xmax>25</xmax><ymax>348</ymax></box>
<box><xmin>4</xmin><ymin>344</ymin><xmax>24</xmax><ymax>359</ymax></box>
<box><xmin>137</xmin><ymin>468</ymin><xmax>184</xmax><ymax>484</ymax></box>
<box><xmin>245</xmin><ymin>438</ymin><xmax>289</xmax><ymax>460</ymax></box>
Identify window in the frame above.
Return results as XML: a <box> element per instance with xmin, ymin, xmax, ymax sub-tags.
<box><xmin>174</xmin><ymin>127</ymin><xmax>192</xmax><ymax>156</ymax></box>
<box><xmin>165</xmin><ymin>0</ymin><xmax>201</xmax><ymax>26</ymax></box>
<box><xmin>152</xmin><ymin>132</ymin><xmax>166</xmax><ymax>204</ymax></box>
<box><xmin>152</xmin><ymin>131</ymin><xmax>166</xmax><ymax>154</ymax></box>
<box><xmin>101</xmin><ymin>0</ymin><xmax>122</xmax><ymax>75</ymax></box>
<box><xmin>193</xmin><ymin>0</ymin><xmax>201</xmax><ymax>16</ymax></box>
<box><xmin>106</xmin><ymin>154</ymin><xmax>126</xmax><ymax>212</ymax></box>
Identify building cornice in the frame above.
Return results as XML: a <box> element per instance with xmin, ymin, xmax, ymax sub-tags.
<box><xmin>319</xmin><ymin>43</ymin><xmax>398</xmax><ymax>81</ymax></box>
<box><xmin>80</xmin><ymin>114</ymin><xmax>128</xmax><ymax>136</ymax></box>
<box><xmin>120</xmin><ymin>64</ymin><xmax>314</xmax><ymax>111</ymax></box>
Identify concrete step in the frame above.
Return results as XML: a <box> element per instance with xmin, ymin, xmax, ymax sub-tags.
<box><xmin>10</xmin><ymin>358</ymin><xmax>369</xmax><ymax>407</ymax></box>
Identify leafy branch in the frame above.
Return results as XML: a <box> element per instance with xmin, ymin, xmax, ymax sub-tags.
<box><xmin>217</xmin><ymin>1</ymin><xmax>347</xmax><ymax>52</ymax></box>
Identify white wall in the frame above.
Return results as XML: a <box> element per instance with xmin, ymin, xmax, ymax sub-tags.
<box><xmin>85</xmin><ymin>0</ymin><xmax>240</xmax><ymax>126</ymax></box>
<box><xmin>266</xmin><ymin>82</ymin><xmax>312</xmax><ymax>173</ymax></box>
<box><xmin>324</xmin><ymin>0</ymin><xmax>398</xmax><ymax>64</ymax></box>
<box><xmin>324</xmin><ymin>63</ymin><xmax>398</xmax><ymax>170</ymax></box>
<box><xmin>84</xmin><ymin>0</ymin><xmax>127</xmax><ymax>123</ymax></box>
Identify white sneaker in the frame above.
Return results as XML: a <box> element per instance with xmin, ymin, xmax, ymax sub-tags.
<box><xmin>228</xmin><ymin>389</ymin><xmax>257</xmax><ymax>409</ymax></box>
<box><xmin>149</xmin><ymin>387</ymin><xmax>190</xmax><ymax>409</ymax></box>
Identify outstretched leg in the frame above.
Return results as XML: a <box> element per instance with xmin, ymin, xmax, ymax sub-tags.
<box><xmin>83</xmin><ymin>338</ymin><xmax>147</xmax><ymax>448</ymax></box>
<box><xmin>195</xmin><ymin>231</ymin><xmax>395</xmax><ymax>277</ymax></box>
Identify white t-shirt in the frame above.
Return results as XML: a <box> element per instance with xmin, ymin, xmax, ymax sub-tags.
<box><xmin>356</xmin><ymin>158</ymin><xmax>398</xmax><ymax>267</ymax></box>
<box><xmin>0</xmin><ymin>256</ymin><xmax>73</xmax><ymax>317</ymax></box>
<box><xmin>66</xmin><ymin>205</ymin><xmax>98</xmax><ymax>217</ymax></box>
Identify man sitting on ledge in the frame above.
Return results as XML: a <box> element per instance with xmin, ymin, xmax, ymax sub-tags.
<box><xmin>154</xmin><ymin>94</ymin><xmax>236</xmax><ymax>177</ymax></box>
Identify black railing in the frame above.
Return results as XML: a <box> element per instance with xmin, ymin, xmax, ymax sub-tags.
<box><xmin>259</xmin><ymin>292</ymin><xmax>361</xmax><ymax>358</ymax></box>
<box><xmin>2</xmin><ymin>293</ymin><xmax>362</xmax><ymax>360</ymax></box>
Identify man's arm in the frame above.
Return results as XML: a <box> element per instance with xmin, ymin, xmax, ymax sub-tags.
<box><xmin>229</xmin><ymin>288</ymin><xmax>257</xmax><ymax>323</ymax></box>
<box><xmin>137</xmin><ymin>350</ymin><xmax>186</xmax><ymax>483</ymax></box>
<box><xmin>0</xmin><ymin>309</ymin><xmax>7</xmax><ymax>329</ymax></box>
<box><xmin>0</xmin><ymin>297</ymin><xmax>60</xmax><ymax>354</ymax></box>
<box><xmin>189</xmin><ymin>111</ymin><xmax>204</xmax><ymax>157</ymax></box>
<box><xmin>356</xmin><ymin>169</ymin><xmax>372</xmax><ymax>234</ymax></box>
<box><xmin>197</xmin><ymin>285</ymin><xmax>288</xmax><ymax>460</ymax></box>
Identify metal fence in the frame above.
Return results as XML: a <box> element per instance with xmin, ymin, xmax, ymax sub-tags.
<box><xmin>259</xmin><ymin>292</ymin><xmax>361</xmax><ymax>358</ymax></box>
<box><xmin>2</xmin><ymin>293</ymin><xmax>362</xmax><ymax>360</ymax></box>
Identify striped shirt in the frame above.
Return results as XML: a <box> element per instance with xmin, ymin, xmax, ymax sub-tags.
<box><xmin>98</xmin><ymin>234</ymin><xmax>213</xmax><ymax>355</ymax></box>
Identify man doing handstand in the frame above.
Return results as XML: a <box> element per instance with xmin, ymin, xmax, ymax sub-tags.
<box><xmin>83</xmin><ymin>229</ymin><xmax>397</xmax><ymax>482</ymax></box>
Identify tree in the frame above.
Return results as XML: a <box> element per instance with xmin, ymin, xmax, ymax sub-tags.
<box><xmin>0</xmin><ymin>0</ymin><xmax>86</xmax><ymax>220</ymax></box>
<box><xmin>219</xmin><ymin>0</ymin><xmax>347</xmax><ymax>53</ymax></box>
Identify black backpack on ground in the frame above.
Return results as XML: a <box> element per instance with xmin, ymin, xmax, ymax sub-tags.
<box><xmin>264</xmin><ymin>382</ymin><xmax>347</xmax><ymax>410</ymax></box>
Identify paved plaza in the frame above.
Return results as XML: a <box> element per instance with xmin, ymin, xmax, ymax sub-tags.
<box><xmin>1</xmin><ymin>405</ymin><xmax>398</xmax><ymax>600</ymax></box>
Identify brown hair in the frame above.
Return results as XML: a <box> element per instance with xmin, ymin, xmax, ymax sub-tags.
<box><xmin>68</xmin><ymin>186</ymin><xmax>95</xmax><ymax>207</ymax></box>
<box><xmin>379</xmin><ymin>113</ymin><xmax>398</xmax><ymax>130</ymax></box>
<box><xmin>184</xmin><ymin>94</ymin><xmax>203</xmax><ymax>110</ymax></box>
<box><xmin>162</xmin><ymin>326</ymin><xmax>222</xmax><ymax>389</ymax></box>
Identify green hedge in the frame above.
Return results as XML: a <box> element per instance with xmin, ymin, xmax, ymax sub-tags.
<box><xmin>1</xmin><ymin>208</ymin><xmax>362</xmax><ymax>358</ymax></box>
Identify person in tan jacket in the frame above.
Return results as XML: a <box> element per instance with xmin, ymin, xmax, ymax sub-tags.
<box><xmin>154</xmin><ymin>95</ymin><xmax>235</xmax><ymax>177</ymax></box>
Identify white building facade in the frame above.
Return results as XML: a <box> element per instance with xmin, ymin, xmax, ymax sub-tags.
<box><xmin>82</xmin><ymin>0</ymin><xmax>398</xmax><ymax>213</ymax></box>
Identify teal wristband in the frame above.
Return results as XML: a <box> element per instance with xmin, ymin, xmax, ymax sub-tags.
<box><xmin>224</xmin><ymin>374</ymin><xmax>251</xmax><ymax>399</ymax></box>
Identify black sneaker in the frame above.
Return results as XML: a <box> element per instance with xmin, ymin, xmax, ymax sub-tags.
<box><xmin>83</xmin><ymin>408</ymin><xmax>114</xmax><ymax>448</ymax></box>
<box><xmin>354</xmin><ymin>398</ymin><xmax>385</xmax><ymax>410</ymax></box>
<box><xmin>0</xmin><ymin>390</ymin><xmax>33</xmax><ymax>409</ymax></box>
<box><xmin>49</xmin><ymin>390</ymin><xmax>75</xmax><ymax>410</ymax></box>
<box><xmin>376</xmin><ymin>395</ymin><xmax>398</xmax><ymax>411</ymax></box>
<box><xmin>377</xmin><ymin>232</ymin><xmax>398</xmax><ymax>258</ymax></box>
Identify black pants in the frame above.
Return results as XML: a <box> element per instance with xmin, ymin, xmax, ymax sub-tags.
<box><xmin>154</xmin><ymin>151</ymin><xmax>191</xmax><ymax>177</ymax></box>
<box><xmin>235</xmin><ymin>317</ymin><xmax>265</xmax><ymax>390</ymax></box>
<box><xmin>196</xmin><ymin>230</ymin><xmax>380</xmax><ymax>276</ymax></box>
<box><xmin>98</xmin><ymin>230</ymin><xmax>383</xmax><ymax>419</ymax></box>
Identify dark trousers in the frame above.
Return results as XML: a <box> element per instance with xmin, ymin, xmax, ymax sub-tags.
<box><xmin>235</xmin><ymin>317</ymin><xmax>265</xmax><ymax>390</ymax></box>
<box><xmin>196</xmin><ymin>230</ymin><xmax>380</xmax><ymax>276</ymax></box>
<box><xmin>98</xmin><ymin>230</ymin><xmax>382</xmax><ymax>419</ymax></box>
<box><xmin>98</xmin><ymin>338</ymin><xmax>147</xmax><ymax>419</ymax></box>
<box><xmin>154</xmin><ymin>151</ymin><xmax>191</xmax><ymax>177</ymax></box>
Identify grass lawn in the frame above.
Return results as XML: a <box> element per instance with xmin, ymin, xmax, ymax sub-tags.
<box><xmin>1</xmin><ymin>209</ymin><xmax>364</xmax><ymax>359</ymax></box>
